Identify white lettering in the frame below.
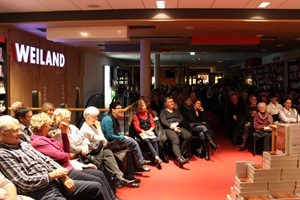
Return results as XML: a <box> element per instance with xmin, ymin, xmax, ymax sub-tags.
<box><xmin>45</xmin><ymin>51</ymin><xmax>52</xmax><ymax>66</ymax></box>
<box><xmin>14</xmin><ymin>43</ymin><xmax>30</xmax><ymax>63</ymax></box>
<box><xmin>60</xmin><ymin>54</ymin><xmax>65</xmax><ymax>67</ymax></box>
<box><xmin>30</xmin><ymin>47</ymin><xmax>36</xmax><ymax>64</ymax></box>
<box><xmin>12</xmin><ymin>43</ymin><xmax>65</xmax><ymax>67</ymax></box>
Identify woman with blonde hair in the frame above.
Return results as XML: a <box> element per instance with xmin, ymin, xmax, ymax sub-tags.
<box><xmin>52</xmin><ymin>108</ymin><xmax>136</xmax><ymax>189</ymax></box>
<box><xmin>30</xmin><ymin>112</ymin><xmax>119</xmax><ymax>200</ymax></box>
<box><xmin>132</xmin><ymin>99</ymin><xmax>162</xmax><ymax>169</ymax></box>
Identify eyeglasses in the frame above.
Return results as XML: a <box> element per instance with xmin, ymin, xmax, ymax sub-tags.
<box><xmin>2</xmin><ymin>128</ymin><xmax>20</xmax><ymax>134</ymax></box>
<box><xmin>115</xmin><ymin>107</ymin><xmax>122</xmax><ymax>110</ymax></box>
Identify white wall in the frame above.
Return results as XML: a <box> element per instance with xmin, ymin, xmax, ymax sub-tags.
<box><xmin>83</xmin><ymin>52</ymin><xmax>124</xmax><ymax>106</ymax></box>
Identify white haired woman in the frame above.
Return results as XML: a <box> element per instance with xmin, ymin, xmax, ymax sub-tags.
<box><xmin>52</xmin><ymin>108</ymin><xmax>136</xmax><ymax>189</ymax></box>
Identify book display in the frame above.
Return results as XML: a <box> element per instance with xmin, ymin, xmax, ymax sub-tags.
<box><xmin>227</xmin><ymin>124</ymin><xmax>300</xmax><ymax>200</ymax></box>
<box><xmin>253</xmin><ymin>61</ymin><xmax>284</xmax><ymax>91</ymax></box>
<box><xmin>288</xmin><ymin>58</ymin><xmax>300</xmax><ymax>92</ymax></box>
<box><xmin>0</xmin><ymin>37</ymin><xmax>7</xmax><ymax>115</ymax></box>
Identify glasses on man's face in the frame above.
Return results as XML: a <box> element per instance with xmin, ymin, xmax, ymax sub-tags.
<box><xmin>115</xmin><ymin>107</ymin><xmax>122</xmax><ymax>110</ymax></box>
<box><xmin>2</xmin><ymin>128</ymin><xmax>20</xmax><ymax>134</ymax></box>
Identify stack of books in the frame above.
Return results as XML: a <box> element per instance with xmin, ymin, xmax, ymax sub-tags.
<box><xmin>262</xmin><ymin>151</ymin><xmax>298</xmax><ymax>169</ymax></box>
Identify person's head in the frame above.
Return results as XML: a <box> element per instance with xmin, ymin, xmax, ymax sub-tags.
<box><xmin>31</xmin><ymin>113</ymin><xmax>52</xmax><ymax>135</ymax></box>
<box><xmin>260</xmin><ymin>95</ymin><xmax>269</xmax><ymax>104</ymax></box>
<box><xmin>194</xmin><ymin>99</ymin><xmax>202</xmax><ymax>109</ymax></box>
<box><xmin>109</xmin><ymin>102</ymin><xmax>123</xmax><ymax>118</ymax></box>
<box><xmin>269</xmin><ymin>93</ymin><xmax>278</xmax><ymax>105</ymax></box>
<box><xmin>52</xmin><ymin>108</ymin><xmax>71</xmax><ymax>127</ymax></box>
<box><xmin>241</xmin><ymin>91</ymin><xmax>249</xmax><ymax>102</ymax></box>
<box><xmin>41</xmin><ymin>102</ymin><xmax>55</xmax><ymax>117</ymax></box>
<box><xmin>257</xmin><ymin>102</ymin><xmax>267</xmax><ymax>113</ymax></box>
<box><xmin>283</xmin><ymin>98</ymin><xmax>293</xmax><ymax>110</ymax></box>
<box><xmin>137</xmin><ymin>99</ymin><xmax>147</xmax><ymax>113</ymax></box>
<box><xmin>230</xmin><ymin>94</ymin><xmax>239</xmax><ymax>105</ymax></box>
<box><xmin>11</xmin><ymin>101</ymin><xmax>24</xmax><ymax>115</ymax></box>
<box><xmin>0</xmin><ymin>115</ymin><xmax>21</xmax><ymax>146</ymax></box>
<box><xmin>14</xmin><ymin>106</ymin><xmax>33</xmax><ymax>127</ymax></box>
<box><xmin>83</xmin><ymin>106</ymin><xmax>100</xmax><ymax>126</ymax></box>
<box><xmin>249</xmin><ymin>95</ymin><xmax>257</xmax><ymax>105</ymax></box>
<box><xmin>164</xmin><ymin>97</ymin><xmax>175</xmax><ymax>109</ymax></box>
<box><xmin>184</xmin><ymin>97</ymin><xmax>193</xmax><ymax>107</ymax></box>
<box><xmin>190</xmin><ymin>91</ymin><xmax>197</xmax><ymax>102</ymax></box>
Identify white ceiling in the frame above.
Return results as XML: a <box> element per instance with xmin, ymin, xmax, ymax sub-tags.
<box><xmin>0</xmin><ymin>0</ymin><xmax>300</xmax><ymax>69</ymax></box>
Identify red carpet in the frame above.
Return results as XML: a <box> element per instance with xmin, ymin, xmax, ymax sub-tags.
<box><xmin>116</xmin><ymin>114</ymin><xmax>263</xmax><ymax>200</ymax></box>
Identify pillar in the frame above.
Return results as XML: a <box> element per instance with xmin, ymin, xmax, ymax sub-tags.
<box><xmin>140</xmin><ymin>39</ymin><xmax>151</xmax><ymax>98</ymax></box>
<box><xmin>154</xmin><ymin>53</ymin><xmax>160</xmax><ymax>89</ymax></box>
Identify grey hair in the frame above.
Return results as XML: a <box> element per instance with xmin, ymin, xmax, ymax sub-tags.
<box><xmin>0</xmin><ymin>115</ymin><xmax>19</xmax><ymax>132</ymax></box>
<box><xmin>83</xmin><ymin>106</ymin><xmax>99</xmax><ymax>119</ymax></box>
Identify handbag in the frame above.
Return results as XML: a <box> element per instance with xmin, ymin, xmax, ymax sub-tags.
<box><xmin>106</xmin><ymin>139</ymin><xmax>128</xmax><ymax>152</ymax></box>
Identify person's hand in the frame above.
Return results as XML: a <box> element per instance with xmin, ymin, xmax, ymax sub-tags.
<box><xmin>62</xmin><ymin>177</ymin><xmax>75</xmax><ymax>192</ymax></box>
<box><xmin>174</xmin><ymin>127</ymin><xmax>181</xmax><ymax>134</ymax></box>
<box><xmin>81</xmin><ymin>145</ymin><xmax>89</xmax><ymax>156</ymax></box>
<box><xmin>69</xmin><ymin>153</ymin><xmax>76</xmax><ymax>159</ymax></box>
<box><xmin>233</xmin><ymin>115</ymin><xmax>237</xmax><ymax>121</ymax></box>
<box><xmin>170</xmin><ymin>122</ymin><xmax>178</xmax><ymax>129</ymax></box>
<box><xmin>82</xmin><ymin>163</ymin><xmax>97</xmax><ymax>169</ymax></box>
<box><xmin>59</xmin><ymin>122</ymin><xmax>69</xmax><ymax>133</ymax></box>
<box><xmin>49</xmin><ymin>168</ymin><xmax>69</xmax><ymax>180</ymax></box>
<box><xmin>94</xmin><ymin>120</ymin><xmax>101</xmax><ymax>128</ymax></box>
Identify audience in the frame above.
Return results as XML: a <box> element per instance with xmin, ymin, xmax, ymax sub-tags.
<box><xmin>0</xmin><ymin>115</ymin><xmax>107</xmax><ymax>200</ymax></box>
<box><xmin>183</xmin><ymin>98</ymin><xmax>219</xmax><ymax>161</ymax></box>
<box><xmin>159</xmin><ymin>97</ymin><xmax>192</xmax><ymax>168</ymax></box>
<box><xmin>132</xmin><ymin>99</ymin><xmax>162</xmax><ymax>169</ymax></box>
<box><xmin>253</xmin><ymin>102</ymin><xmax>273</xmax><ymax>152</ymax></box>
<box><xmin>14</xmin><ymin>107</ymin><xmax>33</xmax><ymax>143</ymax></box>
<box><xmin>30</xmin><ymin>112</ymin><xmax>118</xmax><ymax>200</ymax></box>
<box><xmin>41</xmin><ymin>102</ymin><xmax>55</xmax><ymax>118</ymax></box>
<box><xmin>278</xmin><ymin>97</ymin><xmax>300</xmax><ymax>123</ymax></box>
<box><xmin>266</xmin><ymin>93</ymin><xmax>282</xmax><ymax>122</ymax></box>
<box><xmin>101</xmin><ymin>102</ymin><xmax>151</xmax><ymax>172</ymax></box>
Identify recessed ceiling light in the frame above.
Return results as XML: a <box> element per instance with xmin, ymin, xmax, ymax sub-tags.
<box><xmin>156</xmin><ymin>1</ymin><xmax>165</xmax><ymax>9</ymax></box>
<box><xmin>258</xmin><ymin>2</ymin><xmax>270</xmax><ymax>8</ymax></box>
<box><xmin>190</xmin><ymin>52</ymin><xmax>195</xmax><ymax>56</ymax></box>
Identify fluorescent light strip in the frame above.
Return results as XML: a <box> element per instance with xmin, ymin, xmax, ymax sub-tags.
<box><xmin>258</xmin><ymin>2</ymin><xmax>271</xmax><ymax>8</ymax></box>
<box><xmin>156</xmin><ymin>1</ymin><xmax>165</xmax><ymax>9</ymax></box>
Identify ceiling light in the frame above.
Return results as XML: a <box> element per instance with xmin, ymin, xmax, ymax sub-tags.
<box><xmin>190</xmin><ymin>52</ymin><xmax>195</xmax><ymax>56</ymax></box>
<box><xmin>156</xmin><ymin>1</ymin><xmax>165</xmax><ymax>9</ymax></box>
<box><xmin>258</xmin><ymin>2</ymin><xmax>271</xmax><ymax>8</ymax></box>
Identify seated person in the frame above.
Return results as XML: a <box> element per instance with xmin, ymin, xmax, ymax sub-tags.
<box><xmin>253</xmin><ymin>102</ymin><xmax>274</xmax><ymax>152</ymax></box>
<box><xmin>0</xmin><ymin>171</ymin><xmax>33</xmax><ymax>200</ymax></box>
<box><xmin>80</xmin><ymin>106</ymin><xmax>142</xmax><ymax>186</ymax></box>
<box><xmin>266</xmin><ymin>93</ymin><xmax>282</xmax><ymax>122</ymax></box>
<box><xmin>101</xmin><ymin>102</ymin><xmax>151</xmax><ymax>172</ymax></box>
<box><xmin>41</xmin><ymin>102</ymin><xmax>55</xmax><ymax>118</ymax></box>
<box><xmin>50</xmin><ymin>108</ymin><xmax>136</xmax><ymax>188</ymax></box>
<box><xmin>159</xmin><ymin>97</ymin><xmax>192</xmax><ymax>168</ymax></box>
<box><xmin>240</xmin><ymin>94</ymin><xmax>258</xmax><ymax>151</ymax></box>
<box><xmin>29</xmin><ymin>113</ymin><xmax>118</xmax><ymax>200</ymax></box>
<box><xmin>278</xmin><ymin>97</ymin><xmax>300</xmax><ymax>123</ymax></box>
<box><xmin>184</xmin><ymin>99</ymin><xmax>219</xmax><ymax>161</ymax></box>
<box><xmin>132</xmin><ymin>99</ymin><xmax>162</xmax><ymax>169</ymax></box>
<box><xmin>0</xmin><ymin>115</ymin><xmax>109</xmax><ymax>200</ymax></box>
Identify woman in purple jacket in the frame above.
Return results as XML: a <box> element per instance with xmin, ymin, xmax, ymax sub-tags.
<box><xmin>253</xmin><ymin>102</ymin><xmax>274</xmax><ymax>152</ymax></box>
<box><xmin>30</xmin><ymin>112</ymin><xmax>118</xmax><ymax>200</ymax></box>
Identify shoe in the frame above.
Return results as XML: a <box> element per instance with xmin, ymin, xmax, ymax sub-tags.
<box><xmin>115</xmin><ymin>177</ymin><xmax>135</xmax><ymax>188</ymax></box>
<box><xmin>133</xmin><ymin>178</ymin><xmax>141</xmax><ymax>183</ymax></box>
<box><xmin>210</xmin><ymin>142</ymin><xmax>219</xmax><ymax>151</ymax></box>
<box><xmin>136</xmin><ymin>165</ymin><xmax>151</xmax><ymax>172</ymax></box>
<box><xmin>177</xmin><ymin>156</ymin><xmax>189</xmax><ymax>168</ymax></box>
<box><xmin>128</xmin><ymin>183</ymin><xmax>140</xmax><ymax>188</ymax></box>
<box><xmin>143</xmin><ymin>160</ymin><xmax>151</xmax><ymax>164</ymax></box>
<box><xmin>205</xmin><ymin>151</ymin><xmax>210</xmax><ymax>161</ymax></box>
<box><xmin>239</xmin><ymin>144</ymin><xmax>246</xmax><ymax>151</ymax></box>
<box><xmin>154</xmin><ymin>158</ymin><xmax>162</xmax><ymax>169</ymax></box>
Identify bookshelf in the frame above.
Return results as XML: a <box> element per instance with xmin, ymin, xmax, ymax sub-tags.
<box><xmin>288</xmin><ymin>58</ymin><xmax>300</xmax><ymax>92</ymax></box>
<box><xmin>253</xmin><ymin>61</ymin><xmax>284</xmax><ymax>91</ymax></box>
<box><xmin>0</xmin><ymin>37</ymin><xmax>7</xmax><ymax>115</ymax></box>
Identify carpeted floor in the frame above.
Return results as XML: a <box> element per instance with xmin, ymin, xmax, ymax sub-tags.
<box><xmin>116</xmin><ymin>113</ymin><xmax>263</xmax><ymax>200</ymax></box>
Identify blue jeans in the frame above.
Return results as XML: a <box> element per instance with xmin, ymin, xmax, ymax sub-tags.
<box><xmin>123</xmin><ymin>136</ymin><xmax>145</xmax><ymax>165</ymax></box>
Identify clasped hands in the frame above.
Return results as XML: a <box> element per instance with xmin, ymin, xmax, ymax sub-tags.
<box><xmin>49</xmin><ymin>168</ymin><xmax>75</xmax><ymax>192</ymax></box>
<box><xmin>170</xmin><ymin>122</ymin><xmax>181</xmax><ymax>133</ymax></box>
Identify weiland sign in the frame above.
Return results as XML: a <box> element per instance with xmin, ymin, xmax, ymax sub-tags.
<box><xmin>11</xmin><ymin>43</ymin><xmax>65</xmax><ymax>67</ymax></box>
